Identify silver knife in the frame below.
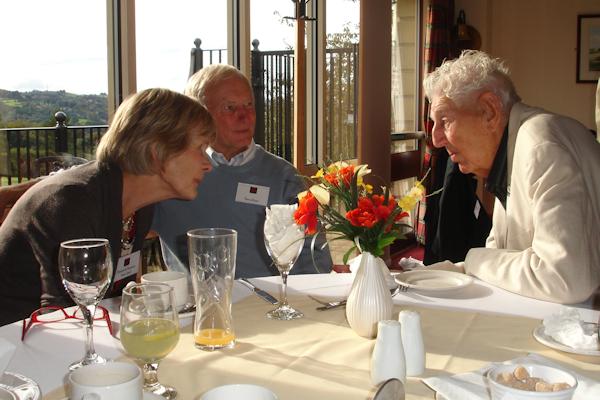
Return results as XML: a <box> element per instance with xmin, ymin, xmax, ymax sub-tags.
<box><xmin>239</xmin><ymin>278</ymin><xmax>279</xmax><ymax>305</ymax></box>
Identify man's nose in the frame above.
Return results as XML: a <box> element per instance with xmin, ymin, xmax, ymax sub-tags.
<box><xmin>431</xmin><ymin>124</ymin><xmax>446</xmax><ymax>148</ymax></box>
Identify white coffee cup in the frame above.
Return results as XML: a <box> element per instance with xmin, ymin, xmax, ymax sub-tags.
<box><xmin>141</xmin><ymin>271</ymin><xmax>189</xmax><ymax>310</ymax></box>
<box><xmin>68</xmin><ymin>362</ymin><xmax>142</xmax><ymax>400</ymax></box>
<box><xmin>201</xmin><ymin>384</ymin><xmax>278</xmax><ymax>400</ymax></box>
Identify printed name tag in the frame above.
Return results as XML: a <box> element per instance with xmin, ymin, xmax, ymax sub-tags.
<box><xmin>235</xmin><ymin>182</ymin><xmax>270</xmax><ymax>206</ymax></box>
<box><xmin>114</xmin><ymin>250</ymin><xmax>141</xmax><ymax>282</ymax></box>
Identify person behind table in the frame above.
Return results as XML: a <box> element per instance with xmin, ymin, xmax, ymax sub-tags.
<box><xmin>424</xmin><ymin>50</ymin><xmax>600</xmax><ymax>304</ymax></box>
<box><xmin>152</xmin><ymin>64</ymin><xmax>332</xmax><ymax>278</ymax></box>
<box><xmin>0</xmin><ymin>88</ymin><xmax>215</xmax><ymax>326</ymax></box>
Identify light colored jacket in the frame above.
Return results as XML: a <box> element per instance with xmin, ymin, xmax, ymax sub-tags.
<box><xmin>465</xmin><ymin>102</ymin><xmax>600</xmax><ymax>303</ymax></box>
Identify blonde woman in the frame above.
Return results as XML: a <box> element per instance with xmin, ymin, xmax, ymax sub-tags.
<box><xmin>0</xmin><ymin>88</ymin><xmax>214</xmax><ymax>325</ymax></box>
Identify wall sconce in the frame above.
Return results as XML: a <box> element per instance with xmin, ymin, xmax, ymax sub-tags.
<box><xmin>456</xmin><ymin>10</ymin><xmax>471</xmax><ymax>41</ymax></box>
<box><xmin>454</xmin><ymin>9</ymin><xmax>481</xmax><ymax>51</ymax></box>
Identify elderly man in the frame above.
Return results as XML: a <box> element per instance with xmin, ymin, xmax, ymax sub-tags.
<box><xmin>152</xmin><ymin>64</ymin><xmax>332</xmax><ymax>278</ymax></box>
<box><xmin>424</xmin><ymin>50</ymin><xmax>600</xmax><ymax>304</ymax></box>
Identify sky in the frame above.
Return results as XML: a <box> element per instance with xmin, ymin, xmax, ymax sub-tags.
<box><xmin>0</xmin><ymin>0</ymin><xmax>359</xmax><ymax>95</ymax></box>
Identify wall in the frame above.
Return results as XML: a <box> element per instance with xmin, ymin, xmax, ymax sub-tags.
<box><xmin>455</xmin><ymin>0</ymin><xmax>599</xmax><ymax>130</ymax></box>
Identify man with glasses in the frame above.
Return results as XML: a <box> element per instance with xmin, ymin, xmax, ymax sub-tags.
<box><xmin>152</xmin><ymin>64</ymin><xmax>332</xmax><ymax>278</ymax></box>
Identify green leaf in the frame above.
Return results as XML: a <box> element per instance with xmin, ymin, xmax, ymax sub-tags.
<box><xmin>342</xmin><ymin>245</ymin><xmax>357</xmax><ymax>265</ymax></box>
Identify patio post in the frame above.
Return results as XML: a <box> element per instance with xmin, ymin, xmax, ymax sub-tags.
<box><xmin>189</xmin><ymin>38</ymin><xmax>204</xmax><ymax>77</ymax></box>
<box><xmin>251</xmin><ymin>39</ymin><xmax>265</xmax><ymax>147</ymax></box>
<box><xmin>54</xmin><ymin>111</ymin><xmax>68</xmax><ymax>154</ymax></box>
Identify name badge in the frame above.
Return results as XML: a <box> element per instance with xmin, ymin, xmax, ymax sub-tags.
<box><xmin>235</xmin><ymin>183</ymin><xmax>270</xmax><ymax>206</ymax></box>
<box><xmin>114</xmin><ymin>250</ymin><xmax>141</xmax><ymax>282</ymax></box>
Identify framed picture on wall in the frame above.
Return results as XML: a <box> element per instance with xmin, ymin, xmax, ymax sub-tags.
<box><xmin>577</xmin><ymin>14</ymin><xmax>600</xmax><ymax>83</ymax></box>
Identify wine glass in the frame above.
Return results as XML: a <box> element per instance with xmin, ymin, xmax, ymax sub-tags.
<box><xmin>263</xmin><ymin>221</ymin><xmax>305</xmax><ymax>320</ymax></box>
<box><xmin>58</xmin><ymin>238</ymin><xmax>113</xmax><ymax>370</ymax></box>
<box><xmin>120</xmin><ymin>282</ymin><xmax>180</xmax><ymax>399</ymax></box>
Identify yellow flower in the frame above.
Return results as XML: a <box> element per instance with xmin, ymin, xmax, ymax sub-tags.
<box><xmin>398</xmin><ymin>182</ymin><xmax>425</xmax><ymax>211</ymax></box>
<box><xmin>312</xmin><ymin>168</ymin><xmax>325</xmax><ymax>179</ymax></box>
<box><xmin>361</xmin><ymin>183</ymin><xmax>373</xmax><ymax>194</ymax></box>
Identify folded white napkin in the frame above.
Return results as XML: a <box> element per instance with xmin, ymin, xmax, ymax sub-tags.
<box><xmin>397</xmin><ymin>256</ymin><xmax>425</xmax><ymax>270</ymax></box>
<box><xmin>264</xmin><ymin>204</ymin><xmax>304</xmax><ymax>265</ymax></box>
<box><xmin>423</xmin><ymin>353</ymin><xmax>600</xmax><ymax>400</ymax></box>
<box><xmin>0</xmin><ymin>337</ymin><xmax>16</xmax><ymax>375</ymax></box>
<box><xmin>542</xmin><ymin>308</ymin><xmax>599</xmax><ymax>350</ymax></box>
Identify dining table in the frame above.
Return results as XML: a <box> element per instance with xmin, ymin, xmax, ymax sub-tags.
<box><xmin>1</xmin><ymin>272</ymin><xmax>599</xmax><ymax>400</ymax></box>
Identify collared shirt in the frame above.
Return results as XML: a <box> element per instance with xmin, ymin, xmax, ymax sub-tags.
<box><xmin>485</xmin><ymin>126</ymin><xmax>509</xmax><ymax>210</ymax></box>
<box><xmin>206</xmin><ymin>140</ymin><xmax>257</xmax><ymax>167</ymax></box>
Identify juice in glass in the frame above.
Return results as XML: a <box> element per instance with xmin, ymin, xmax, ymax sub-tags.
<box><xmin>121</xmin><ymin>318</ymin><xmax>179</xmax><ymax>362</ymax></box>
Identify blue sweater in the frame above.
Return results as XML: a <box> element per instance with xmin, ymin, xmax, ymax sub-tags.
<box><xmin>153</xmin><ymin>146</ymin><xmax>332</xmax><ymax>278</ymax></box>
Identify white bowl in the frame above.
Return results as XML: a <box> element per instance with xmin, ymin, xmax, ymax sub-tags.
<box><xmin>487</xmin><ymin>363</ymin><xmax>577</xmax><ymax>400</ymax></box>
<box><xmin>200</xmin><ymin>384</ymin><xmax>278</xmax><ymax>400</ymax></box>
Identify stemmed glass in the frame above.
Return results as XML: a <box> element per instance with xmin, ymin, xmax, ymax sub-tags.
<box><xmin>58</xmin><ymin>238</ymin><xmax>113</xmax><ymax>370</ymax></box>
<box><xmin>120</xmin><ymin>282</ymin><xmax>180</xmax><ymax>399</ymax></box>
<box><xmin>263</xmin><ymin>221</ymin><xmax>305</xmax><ymax>320</ymax></box>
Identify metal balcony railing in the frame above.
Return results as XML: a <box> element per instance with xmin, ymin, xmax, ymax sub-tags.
<box><xmin>0</xmin><ymin>40</ymin><xmax>359</xmax><ymax>185</ymax></box>
<box><xmin>0</xmin><ymin>112</ymin><xmax>106</xmax><ymax>185</ymax></box>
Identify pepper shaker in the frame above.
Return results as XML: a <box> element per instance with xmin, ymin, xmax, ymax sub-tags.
<box><xmin>399</xmin><ymin>310</ymin><xmax>425</xmax><ymax>376</ymax></box>
<box><xmin>370</xmin><ymin>320</ymin><xmax>406</xmax><ymax>385</ymax></box>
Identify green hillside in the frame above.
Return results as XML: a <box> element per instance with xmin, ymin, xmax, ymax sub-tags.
<box><xmin>0</xmin><ymin>89</ymin><xmax>108</xmax><ymax>128</ymax></box>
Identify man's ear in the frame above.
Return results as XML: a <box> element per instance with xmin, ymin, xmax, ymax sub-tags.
<box><xmin>478</xmin><ymin>91</ymin><xmax>504</xmax><ymax>132</ymax></box>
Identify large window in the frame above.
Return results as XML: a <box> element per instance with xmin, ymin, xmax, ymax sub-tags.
<box><xmin>0</xmin><ymin>0</ymin><xmax>108</xmax><ymax>123</ymax></box>
<box><xmin>250</xmin><ymin>1</ymin><xmax>295</xmax><ymax>161</ymax></box>
<box><xmin>135</xmin><ymin>0</ymin><xmax>227</xmax><ymax>92</ymax></box>
<box><xmin>325</xmin><ymin>0</ymin><xmax>360</xmax><ymax>161</ymax></box>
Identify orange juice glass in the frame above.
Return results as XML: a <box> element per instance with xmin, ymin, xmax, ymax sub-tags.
<box><xmin>187</xmin><ymin>228</ymin><xmax>237</xmax><ymax>350</ymax></box>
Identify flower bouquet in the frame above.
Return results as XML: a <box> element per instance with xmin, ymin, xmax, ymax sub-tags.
<box><xmin>293</xmin><ymin>161</ymin><xmax>426</xmax><ymax>338</ymax></box>
<box><xmin>293</xmin><ymin>161</ymin><xmax>425</xmax><ymax>264</ymax></box>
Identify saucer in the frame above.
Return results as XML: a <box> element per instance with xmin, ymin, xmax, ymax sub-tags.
<box><xmin>533</xmin><ymin>324</ymin><xmax>600</xmax><ymax>356</ymax></box>
<box><xmin>0</xmin><ymin>371</ymin><xmax>41</xmax><ymax>400</ymax></box>
<box><xmin>61</xmin><ymin>391</ymin><xmax>163</xmax><ymax>400</ymax></box>
<box><xmin>178</xmin><ymin>295</ymin><xmax>196</xmax><ymax>319</ymax></box>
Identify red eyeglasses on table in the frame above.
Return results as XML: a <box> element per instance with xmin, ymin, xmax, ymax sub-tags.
<box><xmin>21</xmin><ymin>305</ymin><xmax>113</xmax><ymax>341</ymax></box>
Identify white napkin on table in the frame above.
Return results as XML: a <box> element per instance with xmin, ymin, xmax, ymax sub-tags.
<box><xmin>264</xmin><ymin>204</ymin><xmax>305</xmax><ymax>265</ymax></box>
<box><xmin>423</xmin><ymin>353</ymin><xmax>600</xmax><ymax>400</ymax></box>
<box><xmin>0</xmin><ymin>337</ymin><xmax>16</xmax><ymax>375</ymax></box>
<box><xmin>542</xmin><ymin>308</ymin><xmax>599</xmax><ymax>350</ymax></box>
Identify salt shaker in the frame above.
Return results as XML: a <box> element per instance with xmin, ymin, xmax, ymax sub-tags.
<box><xmin>370</xmin><ymin>320</ymin><xmax>406</xmax><ymax>385</ymax></box>
<box><xmin>399</xmin><ymin>310</ymin><xmax>425</xmax><ymax>376</ymax></box>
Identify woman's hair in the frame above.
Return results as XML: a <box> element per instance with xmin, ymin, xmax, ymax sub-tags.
<box><xmin>423</xmin><ymin>50</ymin><xmax>521</xmax><ymax>112</ymax></box>
<box><xmin>96</xmin><ymin>88</ymin><xmax>214</xmax><ymax>174</ymax></box>
<box><xmin>185</xmin><ymin>64</ymin><xmax>252</xmax><ymax>107</ymax></box>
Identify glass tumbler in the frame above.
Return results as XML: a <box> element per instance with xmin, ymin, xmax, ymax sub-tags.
<box><xmin>187</xmin><ymin>228</ymin><xmax>237</xmax><ymax>351</ymax></box>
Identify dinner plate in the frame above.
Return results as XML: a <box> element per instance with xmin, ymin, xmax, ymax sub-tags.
<box><xmin>435</xmin><ymin>394</ymin><xmax>448</xmax><ymax>400</ymax></box>
<box><xmin>394</xmin><ymin>270</ymin><xmax>473</xmax><ymax>295</ymax></box>
<box><xmin>0</xmin><ymin>371</ymin><xmax>41</xmax><ymax>400</ymax></box>
<box><xmin>533</xmin><ymin>324</ymin><xmax>600</xmax><ymax>356</ymax></box>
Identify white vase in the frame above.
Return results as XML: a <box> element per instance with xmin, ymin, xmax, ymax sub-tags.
<box><xmin>345</xmin><ymin>252</ymin><xmax>393</xmax><ymax>338</ymax></box>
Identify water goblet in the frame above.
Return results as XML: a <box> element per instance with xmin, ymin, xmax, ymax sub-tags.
<box><xmin>58</xmin><ymin>238</ymin><xmax>113</xmax><ymax>370</ymax></box>
<box><xmin>263</xmin><ymin>220</ymin><xmax>305</xmax><ymax>320</ymax></box>
<box><xmin>120</xmin><ymin>282</ymin><xmax>180</xmax><ymax>399</ymax></box>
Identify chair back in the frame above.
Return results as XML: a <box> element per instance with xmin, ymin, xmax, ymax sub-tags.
<box><xmin>34</xmin><ymin>155</ymin><xmax>88</xmax><ymax>177</ymax></box>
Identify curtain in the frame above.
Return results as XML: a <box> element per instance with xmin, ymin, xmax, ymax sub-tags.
<box><xmin>420</xmin><ymin>0</ymin><xmax>454</xmax><ymax>249</ymax></box>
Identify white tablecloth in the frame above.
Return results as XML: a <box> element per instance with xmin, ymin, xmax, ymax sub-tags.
<box><xmin>0</xmin><ymin>273</ymin><xmax>597</xmax><ymax>398</ymax></box>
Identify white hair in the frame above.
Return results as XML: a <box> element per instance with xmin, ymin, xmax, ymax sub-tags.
<box><xmin>423</xmin><ymin>50</ymin><xmax>520</xmax><ymax>112</ymax></box>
